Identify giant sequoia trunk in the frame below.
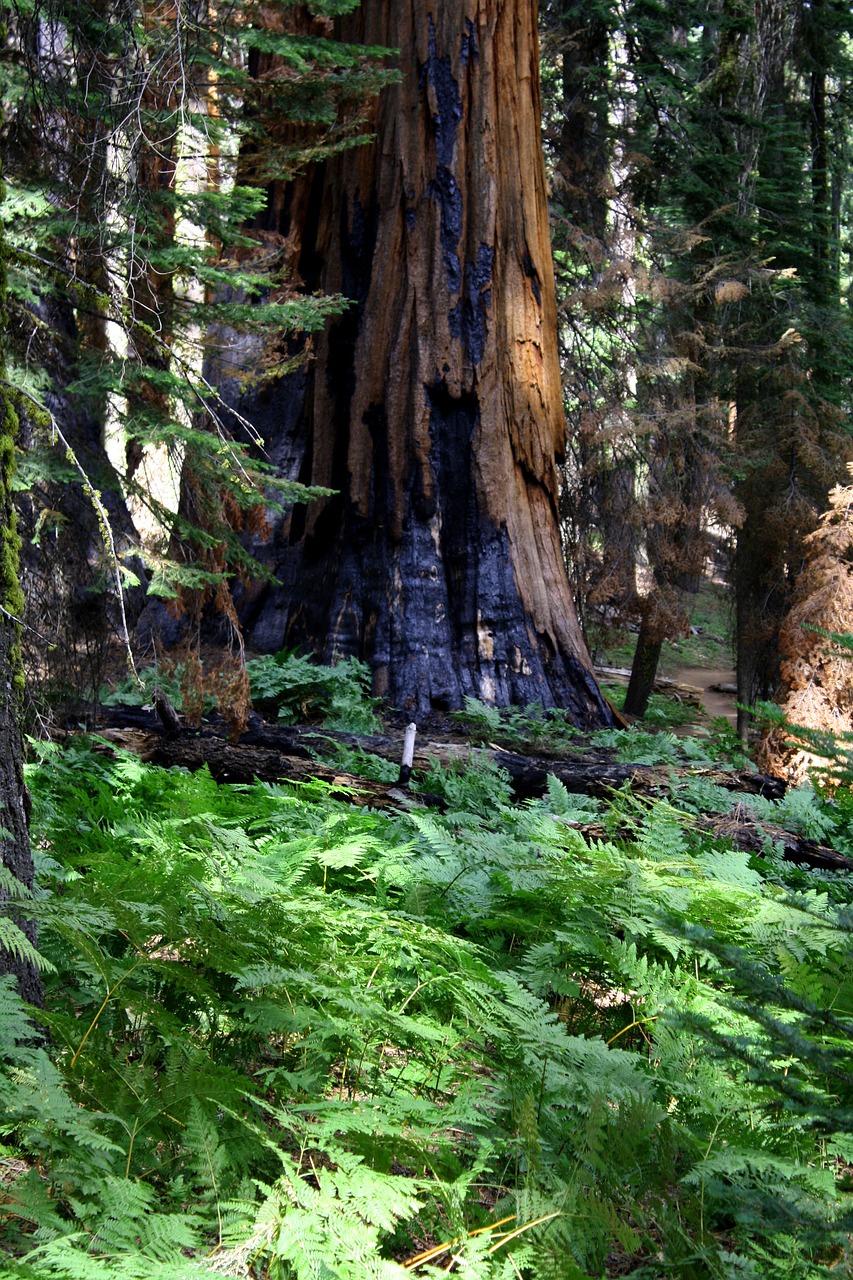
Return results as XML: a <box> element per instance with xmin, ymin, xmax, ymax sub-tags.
<box><xmin>224</xmin><ymin>0</ymin><xmax>611</xmax><ymax>724</ymax></box>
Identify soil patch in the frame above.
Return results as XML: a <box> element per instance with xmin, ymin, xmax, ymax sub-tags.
<box><xmin>668</xmin><ymin>666</ymin><xmax>737</xmax><ymax>724</ymax></box>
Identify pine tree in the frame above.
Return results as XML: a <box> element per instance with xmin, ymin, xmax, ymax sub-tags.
<box><xmin>1</xmin><ymin>0</ymin><xmax>392</xmax><ymax>721</ymax></box>
<box><xmin>546</xmin><ymin>0</ymin><xmax>853</xmax><ymax>728</ymax></box>
<box><xmin>545</xmin><ymin>0</ymin><xmax>735</xmax><ymax>713</ymax></box>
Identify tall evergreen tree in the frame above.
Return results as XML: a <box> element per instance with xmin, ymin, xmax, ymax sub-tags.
<box><xmin>1</xmin><ymin>0</ymin><xmax>391</xmax><ymax>720</ymax></box>
<box><xmin>547</xmin><ymin>0</ymin><xmax>853</xmax><ymax>728</ymax></box>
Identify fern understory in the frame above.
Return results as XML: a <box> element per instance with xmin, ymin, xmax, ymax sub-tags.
<box><xmin>1</xmin><ymin>714</ymin><xmax>853</xmax><ymax>1278</ymax></box>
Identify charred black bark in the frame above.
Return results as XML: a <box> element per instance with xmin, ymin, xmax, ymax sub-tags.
<box><xmin>623</xmin><ymin>619</ymin><xmax>663</xmax><ymax>718</ymax></box>
<box><xmin>237</xmin><ymin>377</ymin><xmax>606</xmax><ymax>720</ymax></box>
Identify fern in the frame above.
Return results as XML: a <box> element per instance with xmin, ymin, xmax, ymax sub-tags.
<box><xmin>3</xmin><ymin>735</ymin><xmax>851</xmax><ymax>1279</ymax></box>
<box><xmin>100</xmin><ymin>651</ymin><xmax>380</xmax><ymax>732</ymax></box>
<box><xmin>0</xmin><ymin>917</ymin><xmax>52</xmax><ymax>975</ymax></box>
<box><xmin>247</xmin><ymin>650</ymin><xmax>379</xmax><ymax>732</ymax></box>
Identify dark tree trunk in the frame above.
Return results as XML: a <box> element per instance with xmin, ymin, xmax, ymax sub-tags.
<box><xmin>556</xmin><ymin>0</ymin><xmax>610</xmax><ymax>243</ymax></box>
<box><xmin>219</xmin><ymin>0</ymin><xmax>612</xmax><ymax>725</ymax></box>
<box><xmin>623</xmin><ymin>617</ymin><xmax>663</xmax><ymax>718</ymax></box>
<box><xmin>0</xmin><ymin>605</ymin><xmax>40</xmax><ymax>1006</ymax></box>
<box><xmin>0</xmin><ymin>221</ymin><xmax>42</xmax><ymax>1005</ymax></box>
<box><xmin>6</xmin><ymin>2</ymin><xmax>146</xmax><ymax>714</ymax></box>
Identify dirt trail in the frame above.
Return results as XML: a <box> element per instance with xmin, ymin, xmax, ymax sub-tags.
<box><xmin>668</xmin><ymin>666</ymin><xmax>737</xmax><ymax>724</ymax></box>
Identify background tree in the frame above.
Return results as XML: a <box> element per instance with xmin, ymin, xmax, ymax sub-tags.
<box><xmin>546</xmin><ymin>0</ymin><xmax>853</xmax><ymax>730</ymax></box>
<box><xmin>219</xmin><ymin>0</ymin><xmax>612</xmax><ymax>723</ymax></box>
<box><xmin>1</xmin><ymin>0</ymin><xmax>390</xmax><ymax>726</ymax></box>
<box><xmin>0</xmin><ymin>143</ymin><xmax>40</xmax><ymax>1003</ymax></box>
<box><xmin>757</xmin><ymin>467</ymin><xmax>853</xmax><ymax>780</ymax></box>
<box><xmin>544</xmin><ymin>0</ymin><xmax>736</xmax><ymax>715</ymax></box>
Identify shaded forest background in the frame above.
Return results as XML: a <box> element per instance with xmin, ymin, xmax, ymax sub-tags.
<box><xmin>3</xmin><ymin>0</ymin><xmax>853</xmax><ymax>745</ymax></box>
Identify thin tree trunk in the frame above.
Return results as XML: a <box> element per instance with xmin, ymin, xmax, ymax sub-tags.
<box><xmin>220</xmin><ymin>0</ymin><xmax>612</xmax><ymax>725</ymax></box>
<box><xmin>0</xmin><ymin>611</ymin><xmax>39</xmax><ymax>1005</ymax></box>
<box><xmin>623</xmin><ymin>617</ymin><xmax>663</xmax><ymax>718</ymax></box>
<box><xmin>0</xmin><ymin>213</ymin><xmax>42</xmax><ymax>1005</ymax></box>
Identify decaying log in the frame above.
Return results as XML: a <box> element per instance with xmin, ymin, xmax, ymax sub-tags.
<box><xmin>152</xmin><ymin>687</ymin><xmax>182</xmax><ymax>737</ymax></box>
<box><xmin>94</xmin><ymin>728</ymin><xmax>416</xmax><ymax>810</ymax></box>
<box><xmin>563</xmin><ymin>818</ymin><xmax>853</xmax><ymax>872</ymax></box>
<box><xmin>94</xmin><ymin>724</ymin><xmax>852</xmax><ymax>872</ymax></box>
<box><xmin>486</xmin><ymin>748</ymin><xmax>785</xmax><ymax>802</ymax></box>
<box><xmin>97</xmin><ymin>707</ymin><xmax>785</xmax><ymax>801</ymax></box>
<box><xmin>234</xmin><ymin>719</ymin><xmax>783</xmax><ymax>801</ymax></box>
<box><xmin>692</xmin><ymin>814</ymin><xmax>853</xmax><ymax>872</ymax></box>
<box><xmin>90</xmin><ymin>710</ymin><xmax>853</xmax><ymax>872</ymax></box>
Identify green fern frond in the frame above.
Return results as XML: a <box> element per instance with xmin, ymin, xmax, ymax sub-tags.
<box><xmin>0</xmin><ymin>918</ymin><xmax>53</xmax><ymax>974</ymax></box>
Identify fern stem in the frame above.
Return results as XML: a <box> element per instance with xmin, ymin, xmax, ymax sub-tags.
<box><xmin>350</xmin><ymin>1036</ymin><xmax>372</xmax><ymax>1096</ymax></box>
<box><xmin>606</xmin><ymin>1015</ymin><xmax>659</xmax><ymax>1046</ymax></box>
<box><xmin>507</xmin><ymin>1255</ymin><xmax>525</xmax><ymax>1280</ymax></box>
<box><xmin>397</xmin><ymin>975</ymin><xmax>444</xmax><ymax>1013</ymax></box>
<box><xmin>403</xmin><ymin>1215</ymin><xmax>517</xmax><ymax>1269</ymax></box>
<box><xmin>487</xmin><ymin>1211</ymin><xmax>562</xmax><ymax>1253</ymax></box>
<box><xmin>414</xmin><ymin>1036</ymin><xmax>467</xmax><ymax>1099</ymax></box>
<box><xmin>536</xmin><ymin>1056</ymin><xmax>548</xmax><ymax>1123</ymax></box>
<box><xmin>70</xmin><ymin>955</ymin><xmax>146</xmax><ymax>1068</ymax></box>
<box><xmin>125</xmin><ymin>1115</ymin><xmax>140</xmax><ymax>1179</ymax></box>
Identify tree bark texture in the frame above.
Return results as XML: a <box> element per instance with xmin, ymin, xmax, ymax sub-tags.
<box><xmin>623</xmin><ymin>618</ymin><xmax>663</xmax><ymax>719</ymax></box>
<box><xmin>0</xmin><ymin>603</ymin><xmax>39</xmax><ymax>1005</ymax></box>
<box><xmin>0</xmin><ymin>251</ymin><xmax>41</xmax><ymax>1004</ymax></box>
<box><xmin>223</xmin><ymin>0</ymin><xmax>611</xmax><ymax>725</ymax></box>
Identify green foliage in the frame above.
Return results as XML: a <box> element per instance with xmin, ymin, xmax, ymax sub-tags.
<box><xmin>247</xmin><ymin>651</ymin><xmax>379</xmax><ymax>732</ymax></box>
<box><xmin>453</xmin><ymin>697</ymin><xmax>581</xmax><ymax>753</ymax></box>
<box><xmin>99</xmin><ymin>665</ymin><xmax>187</xmax><ymax>710</ymax></box>
<box><xmin>101</xmin><ymin>650</ymin><xmax>380</xmax><ymax>732</ymax></box>
<box><xmin>0</xmin><ymin>734</ymin><xmax>851</xmax><ymax>1277</ymax></box>
<box><xmin>629</xmin><ymin>691</ymin><xmax>699</xmax><ymax>729</ymax></box>
<box><xmin>0</xmin><ymin>0</ymin><xmax>398</xmax><ymax>676</ymax></box>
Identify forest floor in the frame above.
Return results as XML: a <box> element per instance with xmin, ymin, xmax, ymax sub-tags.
<box><xmin>668</xmin><ymin>665</ymin><xmax>737</xmax><ymax>723</ymax></box>
<box><xmin>10</xmin><ymin>578</ymin><xmax>853</xmax><ymax>1279</ymax></box>
<box><xmin>590</xmin><ymin>577</ymin><xmax>738</xmax><ymax>731</ymax></box>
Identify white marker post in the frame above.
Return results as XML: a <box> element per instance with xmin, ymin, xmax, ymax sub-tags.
<box><xmin>398</xmin><ymin>722</ymin><xmax>417</xmax><ymax>788</ymax></box>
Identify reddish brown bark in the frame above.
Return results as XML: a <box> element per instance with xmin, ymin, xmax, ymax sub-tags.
<box><xmin>226</xmin><ymin>0</ymin><xmax>611</xmax><ymax>724</ymax></box>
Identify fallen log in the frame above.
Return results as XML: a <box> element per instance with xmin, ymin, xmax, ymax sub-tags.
<box><xmin>693</xmin><ymin>814</ymin><xmax>853</xmax><ymax>872</ymax></box>
<box><xmin>570</xmin><ymin>816</ymin><xmax>853</xmax><ymax>873</ymax></box>
<box><xmin>94</xmin><ymin>727</ymin><xmax>418</xmax><ymax>809</ymax></box>
<box><xmin>235</xmin><ymin>719</ymin><xmax>784</xmax><ymax>800</ymax></box>
<box><xmin>97</xmin><ymin>706</ymin><xmax>785</xmax><ymax>801</ymax></box>
<box><xmin>488</xmin><ymin>748</ymin><xmax>785</xmax><ymax>802</ymax></box>
<box><xmin>88</xmin><ymin>714</ymin><xmax>853</xmax><ymax>873</ymax></box>
<box><xmin>94</xmin><ymin>726</ymin><xmax>852</xmax><ymax>872</ymax></box>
